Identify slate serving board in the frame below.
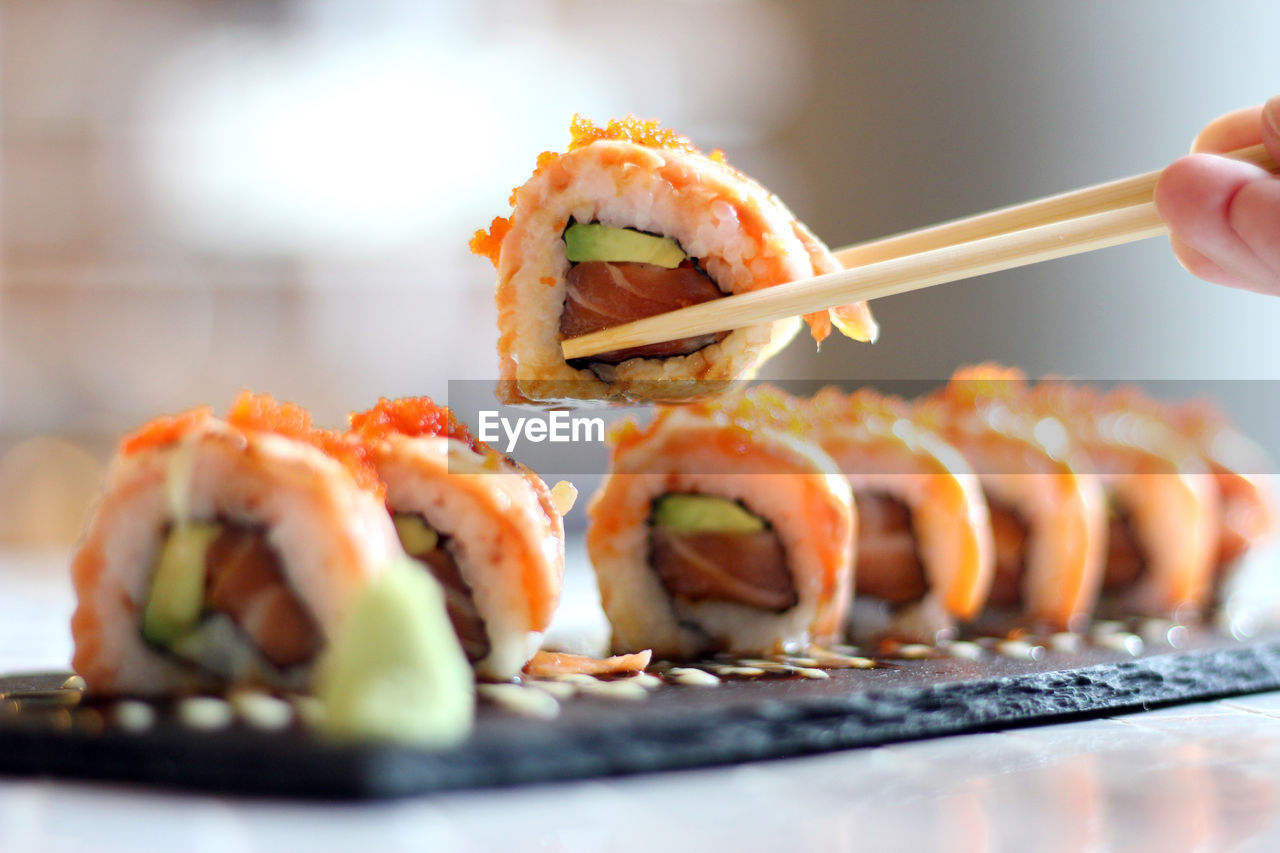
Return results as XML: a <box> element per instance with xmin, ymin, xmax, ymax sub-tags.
<box><xmin>3</xmin><ymin>632</ymin><xmax>1280</xmax><ymax>799</ymax></box>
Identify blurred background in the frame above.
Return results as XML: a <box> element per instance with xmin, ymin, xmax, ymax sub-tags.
<box><xmin>2</xmin><ymin>0</ymin><xmax>1279</xmax><ymax>545</ymax></box>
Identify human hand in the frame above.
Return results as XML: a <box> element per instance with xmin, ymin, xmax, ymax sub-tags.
<box><xmin>1153</xmin><ymin>96</ymin><xmax>1280</xmax><ymax>295</ymax></box>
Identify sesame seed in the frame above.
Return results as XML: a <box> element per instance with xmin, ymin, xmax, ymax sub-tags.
<box><xmin>230</xmin><ymin>691</ymin><xmax>293</xmax><ymax>731</ymax></box>
<box><xmin>944</xmin><ymin>641</ymin><xmax>985</xmax><ymax>661</ymax></box>
<box><xmin>177</xmin><ymin>697</ymin><xmax>233</xmax><ymax>731</ymax></box>
<box><xmin>667</xmin><ymin>667</ymin><xmax>720</xmax><ymax>687</ymax></box>
<box><xmin>114</xmin><ymin>700</ymin><xmax>155</xmax><ymax>733</ymax></box>
<box><xmin>479</xmin><ymin>683</ymin><xmax>561</xmax><ymax>719</ymax></box>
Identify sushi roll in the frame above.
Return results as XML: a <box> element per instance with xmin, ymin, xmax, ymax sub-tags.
<box><xmin>1028</xmin><ymin>381</ymin><xmax>1221</xmax><ymax>619</ymax></box>
<box><xmin>586</xmin><ymin>387</ymin><xmax>854</xmax><ymax>658</ymax></box>
<box><xmin>472</xmin><ymin>115</ymin><xmax>878</xmax><ymax>405</ymax></box>
<box><xmin>70</xmin><ymin>395</ymin><xmax>467</xmax><ymax>703</ymax></box>
<box><xmin>917</xmin><ymin>367</ymin><xmax>1108</xmax><ymax>632</ymax></box>
<box><xmin>1112</xmin><ymin>390</ymin><xmax>1276</xmax><ymax>586</ymax></box>
<box><xmin>806</xmin><ymin>387</ymin><xmax>995</xmax><ymax>642</ymax></box>
<box><xmin>348</xmin><ymin>397</ymin><xmax>576</xmax><ymax>681</ymax></box>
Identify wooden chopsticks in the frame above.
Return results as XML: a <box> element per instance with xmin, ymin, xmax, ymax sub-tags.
<box><xmin>560</xmin><ymin>143</ymin><xmax>1275</xmax><ymax>361</ymax></box>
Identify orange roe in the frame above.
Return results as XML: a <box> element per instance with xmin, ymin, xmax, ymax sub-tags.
<box><xmin>120</xmin><ymin>406</ymin><xmax>214</xmax><ymax>455</ymax></box>
<box><xmin>469</xmin><ymin>216</ymin><xmax>511</xmax><ymax>268</ymax></box>
<box><xmin>566</xmin><ymin>114</ymin><xmax>702</xmax><ymax>156</ymax></box>
<box><xmin>350</xmin><ymin>397</ymin><xmax>563</xmax><ymax>524</ymax></box>
<box><xmin>610</xmin><ymin>385</ymin><xmax>813</xmax><ymax>456</ymax></box>
<box><xmin>808</xmin><ymin>386</ymin><xmax>911</xmax><ymax>427</ymax></box>
<box><xmin>470</xmin><ymin>115</ymin><xmax>736</xmax><ymax>268</ymax></box>
<box><xmin>226</xmin><ymin>392</ymin><xmax>384</xmax><ymax>498</ymax></box>
<box><xmin>939</xmin><ymin>364</ymin><xmax>1029</xmax><ymax>408</ymax></box>
<box><xmin>348</xmin><ymin>396</ymin><xmax>484</xmax><ymax>455</ymax></box>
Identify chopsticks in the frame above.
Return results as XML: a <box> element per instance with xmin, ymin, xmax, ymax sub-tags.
<box><xmin>560</xmin><ymin>143</ymin><xmax>1275</xmax><ymax>361</ymax></box>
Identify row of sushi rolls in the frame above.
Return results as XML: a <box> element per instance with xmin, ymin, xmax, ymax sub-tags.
<box><xmin>68</xmin><ymin>117</ymin><xmax>1276</xmax><ymax>746</ymax></box>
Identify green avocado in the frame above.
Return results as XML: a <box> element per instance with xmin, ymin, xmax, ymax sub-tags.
<box><xmin>651</xmin><ymin>494</ymin><xmax>766</xmax><ymax>534</ymax></box>
<box><xmin>564</xmin><ymin>223</ymin><xmax>687</xmax><ymax>269</ymax></box>
<box><xmin>141</xmin><ymin>522</ymin><xmax>222</xmax><ymax>648</ymax></box>
<box><xmin>393</xmin><ymin>513</ymin><xmax>440</xmax><ymax>557</ymax></box>
<box><xmin>315</xmin><ymin>554</ymin><xmax>474</xmax><ymax>747</ymax></box>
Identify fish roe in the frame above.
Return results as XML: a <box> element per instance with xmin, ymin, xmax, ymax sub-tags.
<box><xmin>227</xmin><ymin>392</ymin><xmax>384</xmax><ymax>497</ymax></box>
<box><xmin>350</xmin><ymin>397</ymin><xmax>566</xmax><ymax>525</ymax></box>
<box><xmin>348</xmin><ymin>396</ymin><xmax>483</xmax><ymax>453</ymax></box>
<box><xmin>120</xmin><ymin>406</ymin><xmax>214</xmax><ymax>455</ymax></box>
<box><xmin>470</xmin><ymin>115</ymin><xmax>735</xmax><ymax>267</ymax></box>
<box><xmin>469</xmin><ymin>216</ymin><xmax>511</xmax><ymax>268</ymax></box>
<box><xmin>567</xmin><ymin>114</ymin><xmax>702</xmax><ymax>156</ymax></box>
<box><xmin>609</xmin><ymin>385</ymin><xmax>813</xmax><ymax>455</ymax></box>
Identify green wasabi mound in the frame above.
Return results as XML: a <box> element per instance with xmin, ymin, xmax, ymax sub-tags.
<box><xmin>316</xmin><ymin>554</ymin><xmax>474</xmax><ymax>748</ymax></box>
<box><xmin>651</xmin><ymin>494</ymin><xmax>767</xmax><ymax>534</ymax></box>
<box><xmin>142</xmin><ymin>522</ymin><xmax>222</xmax><ymax>648</ymax></box>
<box><xmin>564</xmin><ymin>223</ymin><xmax>687</xmax><ymax>269</ymax></box>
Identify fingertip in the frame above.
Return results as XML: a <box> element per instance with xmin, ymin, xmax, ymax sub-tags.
<box><xmin>1156</xmin><ymin>153</ymin><xmax>1276</xmax><ymax>289</ymax></box>
<box><xmin>1154</xmin><ymin>154</ymin><xmax>1214</xmax><ymax>228</ymax></box>
<box><xmin>1191</xmin><ymin>104</ymin><xmax>1265</xmax><ymax>154</ymax></box>
<box><xmin>1262</xmin><ymin>94</ymin><xmax>1280</xmax><ymax>158</ymax></box>
<box><xmin>1155</xmin><ymin>153</ymin><xmax>1270</xmax><ymax>230</ymax></box>
<box><xmin>1154</xmin><ymin>154</ymin><xmax>1196</xmax><ymax>211</ymax></box>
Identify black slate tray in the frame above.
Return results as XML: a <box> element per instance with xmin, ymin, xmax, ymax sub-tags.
<box><xmin>4</xmin><ymin>632</ymin><xmax>1280</xmax><ymax>800</ymax></box>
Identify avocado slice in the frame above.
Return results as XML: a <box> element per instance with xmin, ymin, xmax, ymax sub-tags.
<box><xmin>564</xmin><ymin>223</ymin><xmax>687</xmax><ymax>269</ymax></box>
<box><xmin>315</xmin><ymin>554</ymin><xmax>474</xmax><ymax>747</ymax></box>
<box><xmin>651</xmin><ymin>494</ymin><xmax>766</xmax><ymax>534</ymax></box>
<box><xmin>142</xmin><ymin>522</ymin><xmax>222</xmax><ymax>648</ymax></box>
<box><xmin>393</xmin><ymin>513</ymin><xmax>440</xmax><ymax>557</ymax></box>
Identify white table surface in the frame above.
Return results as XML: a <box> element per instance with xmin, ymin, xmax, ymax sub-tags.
<box><xmin>5</xmin><ymin>543</ymin><xmax>1280</xmax><ymax>853</ymax></box>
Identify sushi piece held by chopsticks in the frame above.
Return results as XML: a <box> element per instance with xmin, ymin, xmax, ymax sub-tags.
<box><xmin>472</xmin><ymin>115</ymin><xmax>877</xmax><ymax>405</ymax></box>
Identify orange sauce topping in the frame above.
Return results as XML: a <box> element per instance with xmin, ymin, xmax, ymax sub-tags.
<box><xmin>120</xmin><ymin>406</ymin><xmax>214</xmax><ymax>455</ymax></box>
<box><xmin>227</xmin><ymin>392</ymin><xmax>383</xmax><ymax>497</ymax></box>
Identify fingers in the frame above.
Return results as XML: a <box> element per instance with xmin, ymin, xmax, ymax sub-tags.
<box><xmin>1192</xmin><ymin>105</ymin><xmax>1264</xmax><ymax>153</ymax></box>
<box><xmin>1166</xmin><ymin>234</ymin><xmax>1249</xmax><ymax>289</ymax></box>
<box><xmin>1154</xmin><ymin>153</ymin><xmax>1280</xmax><ymax>295</ymax></box>
<box><xmin>1228</xmin><ymin>177</ymin><xmax>1280</xmax><ymax>289</ymax></box>
<box><xmin>1262</xmin><ymin>94</ymin><xmax>1280</xmax><ymax>163</ymax></box>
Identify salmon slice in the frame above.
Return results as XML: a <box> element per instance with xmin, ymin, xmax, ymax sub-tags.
<box><xmin>649</xmin><ymin>527</ymin><xmax>797</xmax><ymax>612</ymax></box>
<box><xmin>985</xmin><ymin>503</ymin><xmax>1029</xmax><ymax>607</ymax></box>
<box><xmin>412</xmin><ymin>545</ymin><xmax>491</xmax><ymax>664</ymax></box>
<box><xmin>1103</xmin><ymin>511</ymin><xmax>1146</xmax><ymax>591</ymax></box>
<box><xmin>854</xmin><ymin>492</ymin><xmax>928</xmax><ymax>605</ymax></box>
<box><xmin>205</xmin><ymin>527</ymin><xmax>321</xmax><ymax>669</ymax></box>
<box><xmin>561</xmin><ymin>261</ymin><xmax>728</xmax><ymax>363</ymax></box>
